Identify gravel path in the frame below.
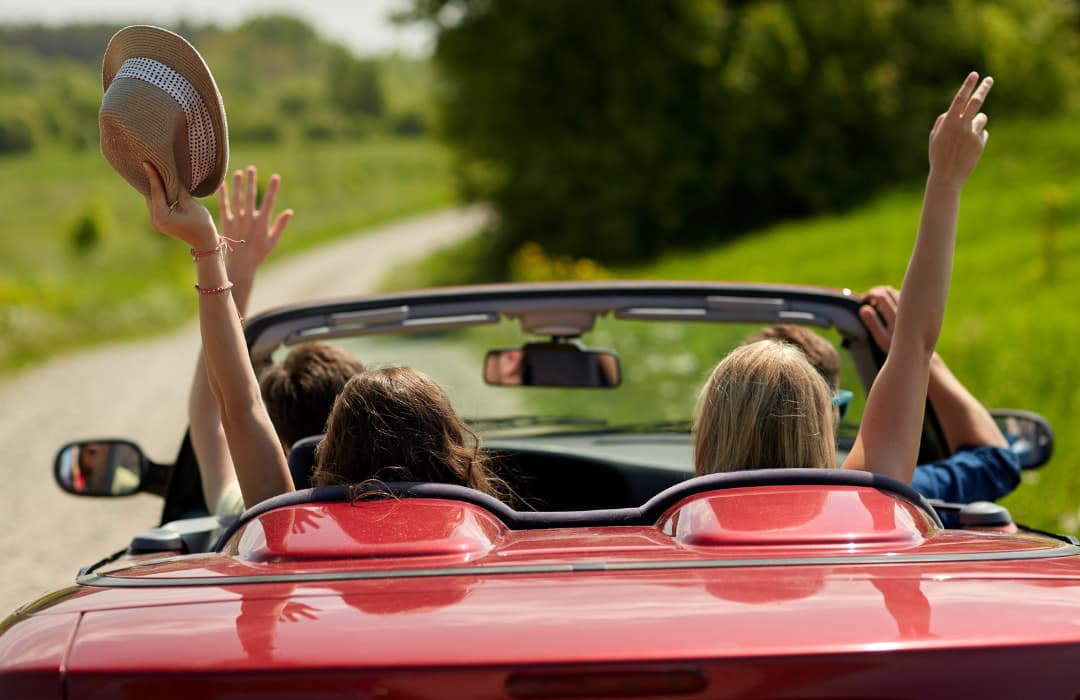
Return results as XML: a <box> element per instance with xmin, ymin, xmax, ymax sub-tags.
<box><xmin>0</xmin><ymin>206</ymin><xmax>488</xmax><ymax>613</ymax></box>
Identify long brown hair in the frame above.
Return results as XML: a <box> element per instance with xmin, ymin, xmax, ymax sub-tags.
<box><xmin>694</xmin><ymin>339</ymin><xmax>835</xmax><ymax>475</ymax></box>
<box><xmin>312</xmin><ymin>366</ymin><xmax>508</xmax><ymax>501</ymax></box>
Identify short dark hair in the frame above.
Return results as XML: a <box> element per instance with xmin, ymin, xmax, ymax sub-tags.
<box><xmin>744</xmin><ymin>324</ymin><xmax>841</xmax><ymax>390</ymax></box>
<box><xmin>258</xmin><ymin>341</ymin><xmax>365</xmax><ymax>448</ymax></box>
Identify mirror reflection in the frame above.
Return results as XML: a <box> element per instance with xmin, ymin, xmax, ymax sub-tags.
<box><xmin>55</xmin><ymin>440</ymin><xmax>143</xmax><ymax>496</ymax></box>
<box><xmin>991</xmin><ymin>410</ymin><xmax>1054</xmax><ymax>470</ymax></box>
<box><xmin>485</xmin><ymin>342</ymin><xmax>620</xmax><ymax>388</ymax></box>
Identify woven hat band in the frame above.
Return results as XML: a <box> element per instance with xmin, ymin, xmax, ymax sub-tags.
<box><xmin>114</xmin><ymin>57</ymin><xmax>217</xmax><ymax>191</ymax></box>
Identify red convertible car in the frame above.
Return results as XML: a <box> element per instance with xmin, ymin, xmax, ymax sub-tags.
<box><xmin>2</xmin><ymin>282</ymin><xmax>1075</xmax><ymax>699</ymax></box>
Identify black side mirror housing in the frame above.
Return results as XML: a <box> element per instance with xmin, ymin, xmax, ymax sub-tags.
<box><xmin>53</xmin><ymin>439</ymin><xmax>169</xmax><ymax>497</ymax></box>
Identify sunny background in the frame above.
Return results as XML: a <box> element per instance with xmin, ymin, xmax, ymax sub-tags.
<box><xmin>1</xmin><ymin>0</ymin><xmax>1077</xmax><ymax>532</ymax></box>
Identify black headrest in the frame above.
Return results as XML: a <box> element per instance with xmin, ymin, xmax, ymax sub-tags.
<box><xmin>287</xmin><ymin>434</ymin><xmax>324</xmax><ymax>490</ymax></box>
<box><xmin>211</xmin><ymin>468</ymin><xmax>942</xmax><ymax>551</ymax></box>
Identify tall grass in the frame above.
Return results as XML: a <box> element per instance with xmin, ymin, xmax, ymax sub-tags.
<box><xmin>0</xmin><ymin>137</ymin><xmax>453</xmax><ymax>372</ymax></box>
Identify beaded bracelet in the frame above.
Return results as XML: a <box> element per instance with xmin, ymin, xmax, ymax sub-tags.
<box><xmin>194</xmin><ymin>281</ymin><xmax>234</xmax><ymax>296</ymax></box>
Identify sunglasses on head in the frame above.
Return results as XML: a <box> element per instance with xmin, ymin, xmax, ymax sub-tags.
<box><xmin>832</xmin><ymin>389</ymin><xmax>853</xmax><ymax>421</ymax></box>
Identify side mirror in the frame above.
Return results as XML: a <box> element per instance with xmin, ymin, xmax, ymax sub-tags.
<box><xmin>54</xmin><ymin>439</ymin><xmax>146</xmax><ymax>497</ymax></box>
<box><xmin>990</xmin><ymin>409</ymin><xmax>1054</xmax><ymax>470</ymax></box>
<box><xmin>484</xmin><ymin>341</ymin><xmax>621</xmax><ymax>388</ymax></box>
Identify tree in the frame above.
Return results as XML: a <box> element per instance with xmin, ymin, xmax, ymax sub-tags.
<box><xmin>327</xmin><ymin>47</ymin><xmax>385</xmax><ymax>117</ymax></box>
<box><xmin>404</xmin><ymin>0</ymin><xmax>1078</xmax><ymax>267</ymax></box>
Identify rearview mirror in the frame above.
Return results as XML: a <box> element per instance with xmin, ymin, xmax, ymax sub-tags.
<box><xmin>990</xmin><ymin>409</ymin><xmax>1054</xmax><ymax>470</ymax></box>
<box><xmin>485</xmin><ymin>341</ymin><xmax>620</xmax><ymax>388</ymax></box>
<box><xmin>54</xmin><ymin>440</ymin><xmax>146</xmax><ymax>497</ymax></box>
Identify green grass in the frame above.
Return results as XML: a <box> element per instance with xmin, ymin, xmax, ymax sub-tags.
<box><xmin>0</xmin><ymin>136</ymin><xmax>454</xmax><ymax>372</ymax></box>
<box><xmin>615</xmin><ymin>116</ymin><xmax>1080</xmax><ymax>534</ymax></box>
<box><xmin>396</xmin><ymin>115</ymin><xmax>1080</xmax><ymax>534</ymax></box>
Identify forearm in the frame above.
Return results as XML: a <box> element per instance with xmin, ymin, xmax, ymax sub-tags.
<box><xmin>220</xmin><ymin>403</ymin><xmax>293</xmax><ymax>508</ymax></box>
<box><xmin>188</xmin><ymin>351</ymin><xmax>235</xmax><ymax>512</ymax></box>
<box><xmin>190</xmin><ymin>250</ymin><xmax>260</xmax><ymax>510</ymax></box>
<box><xmin>194</xmin><ymin>254</ymin><xmax>253</xmax><ymax>408</ymax></box>
<box><xmin>227</xmin><ymin>269</ymin><xmax>256</xmax><ymax>318</ymax></box>
<box><xmin>194</xmin><ymin>252</ymin><xmax>293</xmax><ymax>507</ymax></box>
<box><xmin>928</xmin><ymin>354</ymin><xmax>1008</xmax><ymax>450</ymax></box>
<box><xmin>844</xmin><ymin>179</ymin><xmax>963</xmax><ymax>483</ymax></box>
<box><xmin>893</xmin><ymin>175</ymin><xmax>961</xmax><ymax>359</ymax></box>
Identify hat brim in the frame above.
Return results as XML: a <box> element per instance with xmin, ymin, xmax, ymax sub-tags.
<box><xmin>102</xmin><ymin>25</ymin><xmax>228</xmax><ymax>198</ymax></box>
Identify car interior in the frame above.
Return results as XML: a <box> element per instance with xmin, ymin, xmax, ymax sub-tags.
<box><xmin>52</xmin><ymin>284</ymin><xmax>1058</xmax><ymax>556</ymax></box>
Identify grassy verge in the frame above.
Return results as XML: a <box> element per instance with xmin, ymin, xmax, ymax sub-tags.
<box><xmin>0</xmin><ymin>137</ymin><xmax>453</xmax><ymax>373</ymax></box>
<box><xmin>394</xmin><ymin>115</ymin><xmax>1080</xmax><ymax>534</ymax></box>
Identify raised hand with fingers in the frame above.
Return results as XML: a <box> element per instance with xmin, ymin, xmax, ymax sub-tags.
<box><xmin>218</xmin><ymin>165</ymin><xmax>294</xmax><ymax>291</ymax></box>
<box><xmin>928</xmin><ymin>72</ymin><xmax>993</xmax><ymax>189</ymax></box>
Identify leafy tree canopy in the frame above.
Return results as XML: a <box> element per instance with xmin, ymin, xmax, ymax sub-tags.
<box><xmin>404</xmin><ymin>0</ymin><xmax>1079</xmax><ymax>265</ymax></box>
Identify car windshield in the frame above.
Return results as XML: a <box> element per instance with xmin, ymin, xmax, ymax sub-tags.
<box><xmin>270</xmin><ymin>316</ymin><xmax>866</xmax><ymax>443</ymax></box>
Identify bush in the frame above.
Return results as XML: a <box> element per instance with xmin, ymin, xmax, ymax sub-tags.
<box><xmin>278</xmin><ymin>90</ymin><xmax>313</xmax><ymax>118</ymax></box>
<box><xmin>69</xmin><ymin>204</ymin><xmax>105</xmax><ymax>256</ymax></box>
<box><xmin>229</xmin><ymin>118</ymin><xmax>283</xmax><ymax>144</ymax></box>
<box><xmin>510</xmin><ymin>242</ymin><xmax>612</xmax><ymax>282</ymax></box>
<box><xmin>0</xmin><ymin>110</ymin><xmax>35</xmax><ymax>155</ymax></box>
<box><xmin>391</xmin><ymin>111</ymin><xmax>428</xmax><ymax>137</ymax></box>
<box><xmin>302</xmin><ymin>113</ymin><xmax>343</xmax><ymax>141</ymax></box>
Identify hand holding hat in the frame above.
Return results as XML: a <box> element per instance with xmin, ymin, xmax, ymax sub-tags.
<box><xmin>142</xmin><ymin>163</ymin><xmax>217</xmax><ymax>251</ymax></box>
<box><xmin>100</xmin><ymin>25</ymin><xmax>229</xmax><ymax>204</ymax></box>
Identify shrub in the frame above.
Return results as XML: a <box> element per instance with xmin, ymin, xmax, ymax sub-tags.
<box><xmin>391</xmin><ymin>111</ymin><xmax>428</xmax><ymax>137</ymax></box>
<box><xmin>0</xmin><ymin>110</ymin><xmax>35</xmax><ymax>155</ymax></box>
<box><xmin>510</xmin><ymin>242</ymin><xmax>612</xmax><ymax>282</ymax></box>
<box><xmin>303</xmin><ymin>113</ymin><xmax>343</xmax><ymax>141</ymax></box>
<box><xmin>69</xmin><ymin>200</ymin><xmax>108</xmax><ymax>257</ymax></box>
<box><xmin>230</xmin><ymin>118</ymin><xmax>283</xmax><ymax>144</ymax></box>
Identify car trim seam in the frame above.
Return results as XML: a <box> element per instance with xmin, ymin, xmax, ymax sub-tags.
<box><xmin>76</xmin><ymin>544</ymin><xmax>1080</xmax><ymax>588</ymax></box>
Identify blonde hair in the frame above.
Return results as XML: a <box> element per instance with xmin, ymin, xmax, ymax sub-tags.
<box><xmin>694</xmin><ymin>339</ymin><xmax>836</xmax><ymax>475</ymax></box>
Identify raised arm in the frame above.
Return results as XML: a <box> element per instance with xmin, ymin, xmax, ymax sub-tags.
<box><xmin>189</xmin><ymin>166</ymin><xmax>294</xmax><ymax>514</ymax></box>
<box><xmin>144</xmin><ymin>163</ymin><xmax>294</xmax><ymax>508</ymax></box>
<box><xmin>842</xmin><ymin>72</ymin><xmax>993</xmax><ymax>482</ymax></box>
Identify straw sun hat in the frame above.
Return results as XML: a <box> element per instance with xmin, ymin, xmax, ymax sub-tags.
<box><xmin>99</xmin><ymin>25</ymin><xmax>228</xmax><ymax>203</ymax></box>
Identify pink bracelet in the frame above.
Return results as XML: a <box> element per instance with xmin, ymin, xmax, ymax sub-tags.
<box><xmin>194</xmin><ymin>281</ymin><xmax>235</xmax><ymax>296</ymax></box>
<box><xmin>189</xmin><ymin>243</ymin><xmax>221</xmax><ymax>261</ymax></box>
<box><xmin>190</xmin><ymin>236</ymin><xmax>245</xmax><ymax>262</ymax></box>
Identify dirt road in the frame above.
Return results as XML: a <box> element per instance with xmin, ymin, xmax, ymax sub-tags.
<box><xmin>0</xmin><ymin>206</ymin><xmax>488</xmax><ymax>613</ymax></box>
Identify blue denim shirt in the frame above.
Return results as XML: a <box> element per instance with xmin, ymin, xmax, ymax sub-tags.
<box><xmin>911</xmin><ymin>444</ymin><xmax>1021</xmax><ymax>503</ymax></box>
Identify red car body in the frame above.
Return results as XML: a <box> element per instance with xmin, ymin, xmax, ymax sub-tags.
<box><xmin>7</xmin><ymin>476</ymin><xmax>1080</xmax><ymax>698</ymax></box>
<box><xmin>2</xmin><ymin>282</ymin><xmax>1074</xmax><ymax>699</ymax></box>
